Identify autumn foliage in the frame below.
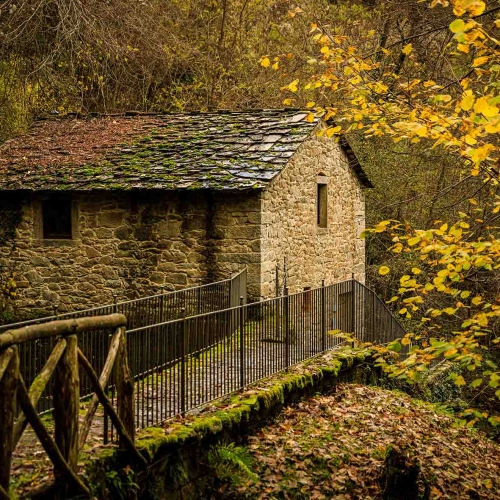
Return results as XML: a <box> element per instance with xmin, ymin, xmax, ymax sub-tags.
<box><xmin>263</xmin><ymin>0</ymin><xmax>500</xmax><ymax>423</ymax></box>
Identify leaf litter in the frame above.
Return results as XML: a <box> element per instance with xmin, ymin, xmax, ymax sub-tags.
<box><xmin>227</xmin><ymin>384</ymin><xmax>500</xmax><ymax>499</ymax></box>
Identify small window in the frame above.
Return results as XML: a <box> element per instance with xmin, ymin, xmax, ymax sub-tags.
<box><xmin>42</xmin><ymin>197</ymin><xmax>72</xmax><ymax>239</ymax></box>
<box><xmin>317</xmin><ymin>178</ymin><xmax>328</xmax><ymax>228</ymax></box>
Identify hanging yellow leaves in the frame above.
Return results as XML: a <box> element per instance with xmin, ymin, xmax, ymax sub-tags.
<box><xmin>379</xmin><ymin>266</ymin><xmax>390</xmax><ymax>276</ymax></box>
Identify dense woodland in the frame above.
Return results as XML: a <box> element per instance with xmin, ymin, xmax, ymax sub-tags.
<box><xmin>2</xmin><ymin>0</ymin><xmax>500</xmax><ymax>497</ymax></box>
<box><xmin>1</xmin><ymin>0</ymin><xmax>500</xmax><ymax>447</ymax></box>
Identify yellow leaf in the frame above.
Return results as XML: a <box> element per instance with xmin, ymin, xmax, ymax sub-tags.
<box><xmin>379</xmin><ymin>266</ymin><xmax>390</xmax><ymax>276</ymax></box>
<box><xmin>412</xmin><ymin>267</ymin><xmax>422</xmax><ymax>275</ymax></box>
<box><xmin>473</xmin><ymin>56</ymin><xmax>489</xmax><ymax>67</ymax></box>
<box><xmin>473</xmin><ymin>96</ymin><xmax>499</xmax><ymax>118</ymax></box>
<box><xmin>288</xmin><ymin>79</ymin><xmax>299</xmax><ymax>93</ymax></box>
<box><xmin>272</xmin><ymin>61</ymin><xmax>279</xmax><ymax>70</ymax></box>
<box><xmin>453</xmin><ymin>0</ymin><xmax>485</xmax><ymax>16</ymax></box>
<box><xmin>402</xmin><ymin>43</ymin><xmax>413</xmax><ymax>55</ymax></box>
<box><xmin>469</xmin><ymin>144</ymin><xmax>495</xmax><ymax>164</ymax></box>
<box><xmin>408</xmin><ymin>236</ymin><xmax>421</xmax><ymax>246</ymax></box>
<box><xmin>460</xmin><ymin>89</ymin><xmax>475</xmax><ymax>111</ymax></box>
<box><xmin>468</xmin><ymin>0</ymin><xmax>486</xmax><ymax>16</ymax></box>
<box><xmin>472</xmin><ymin>296</ymin><xmax>482</xmax><ymax>305</ymax></box>
<box><xmin>260</xmin><ymin>57</ymin><xmax>271</xmax><ymax>68</ymax></box>
<box><xmin>454</xmin><ymin>375</ymin><xmax>466</xmax><ymax>386</ymax></box>
<box><xmin>306</xmin><ymin>101</ymin><xmax>315</xmax><ymax>108</ymax></box>
<box><xmin>326</xmin><ymin>126</ymin><xmax>341</xmax><ymax>137</ymax></box>
<box><xmin>483</xmin><ymin>479</ymin><xmax>493</xmax><ymax>489</ymax></box>
<box><xmin>449</xmin><ymin>19</ymin><xmax>465</xmax><ymax>33</ymax></box>
<box><xmin>485</xmin><ymin>119</ymin><xmax>500</xmax><ymax>134</ymax></box>
<box><xmin>305</xmin><ymin>113</ymin><xmax>315</xmax><ymax>123</ymax></box>
<box><xmin>393</xmin><ymin>122</ymin><xmax>427</xmax><ymax>137</ymax></box>
<box><xmin>283</xmin><ymin>98</ymin><xmax>294</xmax><ymax>106</ymax></box>
<box><xmin>464</xmin><ymin>134</ymin><xmax>477</xmax><ymax>145</ymax></box>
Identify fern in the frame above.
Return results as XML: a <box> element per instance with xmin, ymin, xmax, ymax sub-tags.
<box><xmin>207</xmin><ymin>442</ymin><xmax>258</xmax><ymax>485</ymax></box>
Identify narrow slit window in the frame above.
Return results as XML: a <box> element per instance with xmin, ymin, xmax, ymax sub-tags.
<box><xmin>317</xmin><ymin>181</ymin><xmax>328</xmax><ymax>228</ymax></box>
<box><xmin>42</xmin><ymin>197</ymin><xmax>72</xmax><ymax>239</ymax></box>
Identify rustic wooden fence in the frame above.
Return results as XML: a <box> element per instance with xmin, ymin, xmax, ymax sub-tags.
<box><xmin>0</xmin><ymin>314</ymin><xmax>147</xmax><ymax>499</ymax></box>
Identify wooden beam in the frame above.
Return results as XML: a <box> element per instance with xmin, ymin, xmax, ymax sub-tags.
<box><xmin>0</xmin><ymin>348</ymin><xmax>14</xmax><ymax>383</ymax></box>
<box><xmin>77</xmin><ymin>349</ymin><xmax>147</xmax><ymax>469</ymax></box>
<box><xmin>0</xmin><ymin>347</ymin><xmax>18</xmax><ymax>495</ymax></box>
<box><xmin>79</xmin><ymin>328</ymin><xmax>121</xmax><ymax>451</ymax></box>
<box><xmin>115</xmin><ymin>327</ymin><xmax>135</xmax><ymax>446</ymax></box>
<box><xmin>16</xmin><ymin>375</ymin><xmax>91</xmax><ymax>498</ymax></box>
<box><xmin>0</xmin><ymin>314</ymin><xmax>127</xmax><ymax>349</ymax></box>
<box><xmin>0</xmin><ymin>483</ymin><xmax>10</xmax><ymax>500</ymax></box>
<box><xmin>54</xmin><ymin>334</ymin><xmax>79</xmax><ymax>477</ymax></box>
<box><xmin>12</xmin><ymin>338</ymin><xmax>67</xmax><ymax>450</ymax></box>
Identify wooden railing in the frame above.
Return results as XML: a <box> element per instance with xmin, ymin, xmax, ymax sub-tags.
<box><xmin>0</xmin><ymin>314</ymin><xmax>147</xmax><ymax>499</ymax></box>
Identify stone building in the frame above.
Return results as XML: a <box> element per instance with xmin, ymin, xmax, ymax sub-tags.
<box><xmin>0</xmin><ymin>109</ymin><xmax>372</xmax><ymax>313</ymax></box>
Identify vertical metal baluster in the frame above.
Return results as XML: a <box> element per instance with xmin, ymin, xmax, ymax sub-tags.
<box><xmin>180</xmin><ymin>308</ymin><xmax>186</xmax><ymax>417</ymax></box>
<box><xmin>284</xmin><ymin>288</ymin><xmax>290</xmax><ymax>371</ymax></box>
<box><xmin>239</xmin><ymin>297</ymin><xmax>245</xmax><ymax>389</ymax></box>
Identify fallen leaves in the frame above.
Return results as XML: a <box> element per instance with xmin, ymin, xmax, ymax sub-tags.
<box><xmin>227</xmin><ymin>384</ymin><xmax>500</xmax><ymax>499</ymax></box>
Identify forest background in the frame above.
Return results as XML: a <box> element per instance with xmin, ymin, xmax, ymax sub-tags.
<box><xmin>1</xmin><ymin>0</ymin><xmax>500</xmax><ymax>423</ymax></box>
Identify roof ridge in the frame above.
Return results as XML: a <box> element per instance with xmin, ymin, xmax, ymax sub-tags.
<box><xmin>34</xmin><ymin>108</ymin><xmax>308</xmax><ymax>122</ymax></box>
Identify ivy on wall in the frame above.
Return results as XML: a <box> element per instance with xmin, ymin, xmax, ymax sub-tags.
<box><xmin>0</xmin><ymin>196</ymin><xmax>23</xmax><ymax>244</ymax></box>
<box><xmin>0</xmin><ymin>196</ymin><xmax>23</xmax><ymax>319</ymax></box>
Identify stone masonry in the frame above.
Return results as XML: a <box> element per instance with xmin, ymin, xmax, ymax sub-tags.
<box><xmin>0</xmin><ymin>110</ymin><xmax>370</xmax><ymax>315</ymax></box>
<box><xmin>260</xmin><ymin>133</ymin><xmax>366</xmax><ymax>297</ymax></box>
<box><xmin>0</xmin><ymin>191</ymin><xmax>262</xmax><ymax>312</ymax></box>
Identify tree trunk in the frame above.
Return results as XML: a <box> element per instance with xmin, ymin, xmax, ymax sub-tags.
<box><xmin>380</xmin><ymin>444</ymin><xmax>425</xmax><ymax>500</ymax></box>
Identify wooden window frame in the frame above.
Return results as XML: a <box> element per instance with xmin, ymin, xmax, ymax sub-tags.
<box><xmin>34</xmin><ymin>195</ymin><xmax>79</xmax><ymax>243</ymax></box>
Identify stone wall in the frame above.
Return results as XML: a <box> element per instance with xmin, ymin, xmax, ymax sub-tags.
<box><xmin>0</xmin><ymin>191</ymin><xmax>260</xmax><ymax>313</ymax></box>
<box><xmin>211</xmin><ymin>192</ymin><xmax>262</xmax><ymax>300</ymax></box>
<box><xmin>0</xmin><ymin>136</ymin><xmax>366</xmax><ymax>315</ymax></box>
<box><xmin>260</xmin><ymin>133</ymin><xmax>366</xmax><ymax>298</ymax></box>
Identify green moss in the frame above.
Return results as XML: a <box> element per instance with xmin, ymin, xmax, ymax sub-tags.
<box><xmin>83</xmin><ymin>350</ymin><xmax>375</xmax><ymax>496</ymax></box>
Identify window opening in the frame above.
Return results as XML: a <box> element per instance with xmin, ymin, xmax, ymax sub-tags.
<box><xmin>42</xmin><ymin>197</ymin><xmax>72</xmax><ymax>239</ymax></box>
<box><xmin>317</xmin><ymin>182</ymin><xmax>328</xmax><ymax>228</ymax></box>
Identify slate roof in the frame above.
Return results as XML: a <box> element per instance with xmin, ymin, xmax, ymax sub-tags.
<box><xmin>0</xmin><ymin>109</ymin><xmax>371</xmax><ymax>191</ymax></box>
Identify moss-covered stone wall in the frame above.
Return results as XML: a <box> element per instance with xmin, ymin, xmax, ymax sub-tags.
<box><xmin>0</xmin><ymin>190</ymin><xmax>262</xmax><ymax>313</ymax></box>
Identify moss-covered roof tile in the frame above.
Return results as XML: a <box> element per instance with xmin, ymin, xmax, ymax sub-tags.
<box><xmin>0</xmin><ymin>109</ymin><xmax>372</xmax><ymax>191</ymax></box>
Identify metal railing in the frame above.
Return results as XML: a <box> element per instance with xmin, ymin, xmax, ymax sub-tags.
<box><xmin>7</xmin><ymin>269</ymin><xmax>247</xmax><ymax>413</ymax></box>
<box><xmin>111</xmin><ymin>278</ymin><xmax>405</xmax><ymax>431</ymax></box>
<box><xmin>3</xmin><ymin>273</ymin><xmax>404</xmax><ymax>436</ymax></box>
<box><xmin>0</xmin><ymin>269</ymin><xmax>247</xmax><ymax>333</ymax></box>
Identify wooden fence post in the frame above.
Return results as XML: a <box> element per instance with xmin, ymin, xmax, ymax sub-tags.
<box><xmin>0</xmin><ymin>347</ymin><xmax>18</xmax><ymax>496</ymax></box>
<box><xmin>53</xmin><ymin>332</ymin><xmax>79</xmax><ymax>475</ymax></box>
<box><xmin>115</xmin><ymin>326</ymin><xmax>135</xmax><ymax>445</ymax></box>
